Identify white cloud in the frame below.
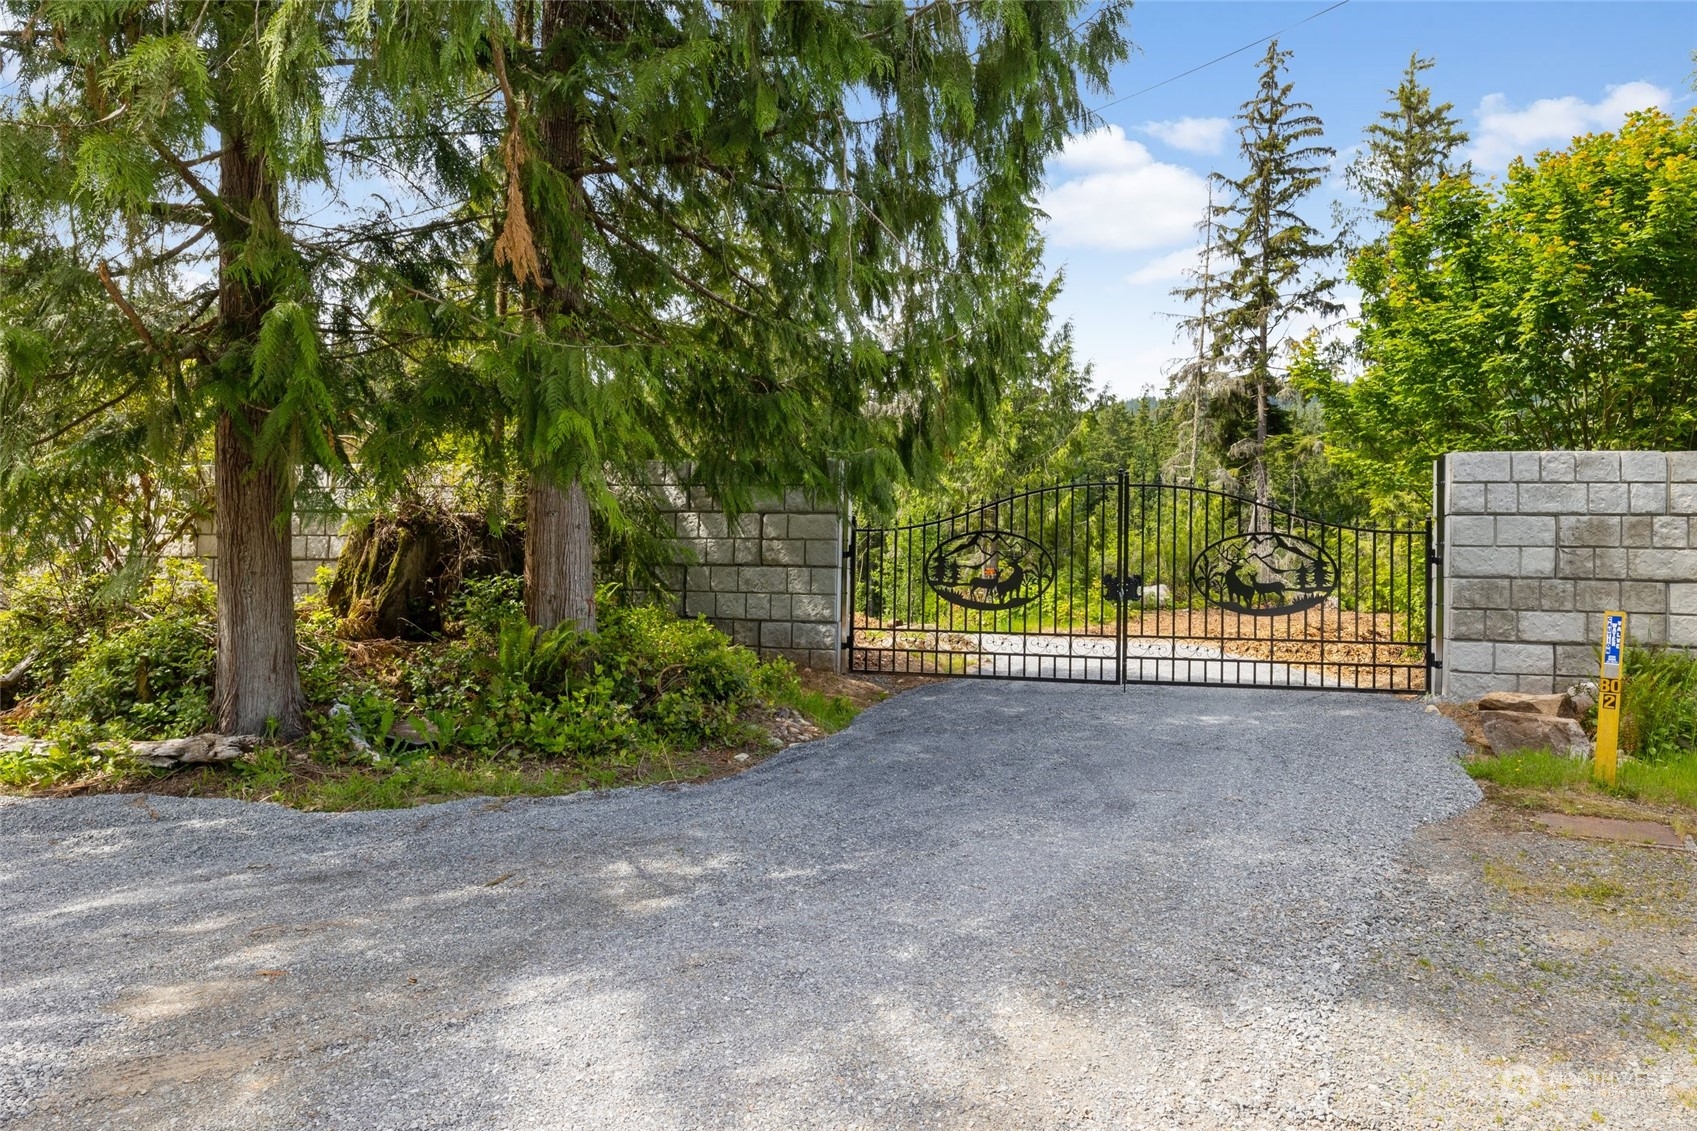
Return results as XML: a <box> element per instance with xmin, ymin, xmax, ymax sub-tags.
<box><xmin>1124</xmin><ymin>247</ymin><xmax>1199</xmax><ymax>287</ymax></box>
<box><xmin>1137</xmin><ymin>116</ymin><xmax>1233</xmax><ymax>155</ymax></box>
<box><xmin>1468</xmin><ymin>81</ymin><xmax>1670</xmax><ymax>168</ymax></box>
<box><xmin>1041</xmin><ymin>126</ymin><xmax>1210</xmax><ymax>251</ymax></box>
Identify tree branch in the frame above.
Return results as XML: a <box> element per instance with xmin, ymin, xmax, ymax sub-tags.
<box><xmin>96</xmin><ymin>261</ymin><xmax>160</xmax><ymax>353</ymax></box>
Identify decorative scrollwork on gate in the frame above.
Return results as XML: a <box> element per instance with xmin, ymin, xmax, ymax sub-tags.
<box><xmin>1190</xmin><ymin>532</ymin><xmax>1337</xmax><ymax>616</ymax></box>
<box><xmin>925</xmin><ymin>530</ymin><xmax>1055</xmax><ymax>611</ymax></box>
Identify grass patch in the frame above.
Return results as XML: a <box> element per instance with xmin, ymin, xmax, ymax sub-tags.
<box><xmin>776</xmin><ymin>685</ymin><xmax>860</xmax><ymax>733</ymax></box>
<box><xmin>1466</xmin><ymin>749</ymin><xmax>1697</xmax><ymax>817</ymax></box>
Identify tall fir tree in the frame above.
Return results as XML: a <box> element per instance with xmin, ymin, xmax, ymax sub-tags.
<box><xmin>0</xmin><ymin>2</ymin><xmax>478</xmax><ymax>735</ymax></box>
<box><xmin>1208</xmin><ymin>41</ymin><xmax>1339</xmax><ymax>512</ymax></box>
<box><xmin>377</xmin><ymin>0</ymin><xmax>1133</xmax><ymax>631</ymax></box>
<box><xmin>1345</xmin><ymin>53</ymin><xmax>1469</xmax><ymax>227</ymax></box>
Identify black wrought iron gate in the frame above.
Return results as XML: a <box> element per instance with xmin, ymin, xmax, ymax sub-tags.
<box><xmin>845</xmin><ymin>473</ymin><xmax>1433</xmax><ymax>691</ymax></box>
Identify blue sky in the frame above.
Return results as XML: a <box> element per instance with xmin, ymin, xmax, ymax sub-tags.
<box><xmin>1041</xmin><ymin>1</ymin><xmax>1697</xmax><ymax>399</ymax></box>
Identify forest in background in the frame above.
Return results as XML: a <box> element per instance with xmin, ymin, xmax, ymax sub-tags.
<box><xmin>904</xmin><ymin>48</ymin><xmax>1697</xmax><ymax>529</ymax></box>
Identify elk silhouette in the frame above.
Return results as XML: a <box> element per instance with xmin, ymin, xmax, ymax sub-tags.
<box><xmin>1222</xmin><ymin>565</ymin><xmax>1285</xmax><ymax>607</ymax></box>
<box><xmin>966</xmin><ymin>562</ymin><xmax>1028</xmax><ymax>602</ymax></box>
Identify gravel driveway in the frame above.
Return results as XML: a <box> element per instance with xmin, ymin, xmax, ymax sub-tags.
<box><xmin>0</xmin><ymin>679</ymin><xmax>1613</xmax><ymax>1129</ymax></box>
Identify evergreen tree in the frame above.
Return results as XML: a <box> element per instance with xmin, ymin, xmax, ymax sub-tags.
<box><xmin>1208</xmin><ymin>41</ymin><xmax>1339</xmax><ymax>512</ymax></box>
<box><xmin>386</xmin><ymin>0</ymin><xmax>1132</xmax><ymax>631</ymax></box>
<box><xmin>1346</xmin><ymin>53</ymin><xmax>1469</xmax><ymax>226</ymax></box>
<box><xmin>0</xmin><ymin>2</ymin><xmax>469</xmax><ymax>735</ymax></box>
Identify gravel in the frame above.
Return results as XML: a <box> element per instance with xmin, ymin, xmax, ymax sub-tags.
<box><xmin>1</xmin><ymin>679</ymin><xmax>1670</xmax><ymax>1129</ymax></box>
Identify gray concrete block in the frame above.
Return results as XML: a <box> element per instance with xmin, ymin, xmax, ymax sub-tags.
<box><xmin>1451</xmin><ymin>452</ymin><xmax>1512</xmax><ymax>482</ymax></box>
<box><xmin>1449</xmin><ymin>516</ymin><xmax>1496</xmax><ymax>546</ymax></box>
<box><xmin>1445</xmin><ymin>640</ymin><xmax>1495</xmax><ymax>671</ymax></box>
<box><xmin>1621</xmin><ymin>580</ymin><xmax>1668</xmax><ymax>614</ymax></box>
<box><xmin>1444</xmin><ymin>669</ymin><xmax>1512</xmax><ymax>701</ymax></box>
<box><xmin>1510</xmin><ymin>577</ymin><xmax>1544</xmax><ymax>609</ymax></box>
<box><xmin>1670</xmin><ymin>616</ymin><xmax>1697</xmax><ymax>647</ymax></box>
<box><xmin>744</xmin><ymin>594</ymin><xmax>770</xmax><ymax>620</ymax></box>
<box><xmin>783</xmin><ymin>489</ymin><xmax>814</xmax><ymax>510</ymax></box>
<box><xmin>767</xmin><ymin>595</ymin><xmax>792</xmax><ymax>621</ymax></box>
<box><xmin>1574</xmin><ymin>580</ymin><xmax>1622</xmax><ymax>612</ymax></box>
<box><xmin>1518</xmin><ymin>611</ymin><xmax>1586</xmax><ymax>642</ymax></box>
<box><xmin>291</xmin><ymin>559</ymin><xmax>317</xmax><ymax>584</ymax></box>
<box><xmin>700</xmin><ymin>513</ymin><xmax>729</xmax><ymax>539</ymax></box>
<box><xmin>1628</xmin><ymin>549</ymin><xmax>1697</xmax><ymax>581</ymax></box>
<box><xmin>1574</xmin><ymin>452</ymin><xmax>1621</xmax><ymax>482</ymax></box>
<box><xmin>1486</xmin><ymin>482</ymin><xmax>1520</xmax><ymax>512</ymax></box>
<box><xmin>785</xmin><ymin>568</ymin><xmax>813</xmax><ymax>595</ymax></box>
<box><xmin>788</xmin><ymin>514</ymin><xmax>840</xmax><ymax>540</ymax></box>
<box><xmin>1451</xmin><ymin>578</ymin><xmax>1511</xmax><ymax>608</ymax></box>
<box><xmin>1556</xmin><ymin>547</ymin><xmax>1594</xmax><ymax>579</ymax></box>
<box><xmin>1514</xmin><ymin>673</ymin><xmax>1556</xmax><ymax>693</ymax></box>
<box><xmin>1668</xmin><ymin>452</ymin><xmax>1697</xmax><ymax>482</ymax></box>
<box><xmin>1622</xmin><ymin>517</ymin><xmax>1653</xmax><ymax>548</ymax></box>
<box><xmin>1621</xmin><ymin>450</ymin><xmax>1667</xmax><ymax>481</ymax></box>
<box><xmin>1496</xmin><ymin>515</ymin><xmax>1556</xmax><ymax>546</ymax></box>
<box><xmin>1448</xmin><ymin>482</ymin><xmax>1487</xmax><ymax>514</ymax></box>
<box><xmin>1586</xmin><ymin>481</ymin><xmax>1630</xmax><ymax>514</ymax></box>
<box><xmin>1486</xmin><ymin>609</ymin><xmax>1519</xmax><ymax>640</ymax></box>
<box><xmin>1630</xmin><ymin>481</ymin><xmax>1668</xmax><ymax>514</ymax></box>
<box><xmin>1518</xmin><ymin>482</ymin><xmax>1588</xmax><ymax>513</ymax></box>
<box><xmin>703</xmin><ymin>538</ymin><xmax>735</xmax><ymax>565</ymax></box>
<box><xmin>1670</xmin><ymin>583</ymin><xmax>1697</xmax><ymax>615</ymax></box>
<box><xmin>1654</xmin><ymin>516</ymin><xmax>1689</xmax><ymax>548</ymax></box>
<box><xmin>1635</xmin><ymin>615</ymin><xmax>1668</xmax><ymax>646</ymax></box>
<box><xmin>792</xmin><ymin>595</ymin><xmax>836</xmax><ymax>622</ymax></box>
<box><xmin>1511</xmin><ymin>452</ymin><xmax>1543</xmax><ymax>481</ymax></box>
<box><xmin>1496</xmin><ymin>643</ymin><xmax>1554</xmax><ymax>674</ymax></box>
<box><xmin>760</xmin><ymin>621</ymin><xmax>793</xmax><ymax>649</ymax></box>
<box><xmin>715</xmin><ymin>593</ymin><xmax>746</xmax><ymax>620</ymax></box>
<box><xmin>1539</xmin><ymin>579</ymin><xmax>1574</xmax><ymax>611</ymax></box>
<box><xmin>1557</xmin><ymin>515</ymin><xmax>1619</xmax><ymax>547</ymax></box>
<box><xmin>1447</xmin><ymin>608</ymin><xmax>1485</xmax><ymax>639</ymax></box>
<box><xmin>1449</xmin><ymin>545</ymin><xmax>1520</xmax><ymax>576</ymax></box>
<box><xmin>1555</xmin><ymin>644</ymin><xmax>1599</xmax><ymax>680</ymax></box>
<box><xmin>686</xmin><ymin>565</ymin><xmax>711</xmax><ymax>594</ymax></box>
<box><xmin>741</xmin><ymin>566</ymin><xmax>787</xmax><ymax>593</ymax></box>
<box><xmin>684</xmin><ymin>589</ymin><xmax>714</xmax><ymax>617</ymax></box>
<box><xmin>793</xmin><ymin>622</ymin><xmax>837</xmax><ymax>649</ymax></box>
<box><xmin>1676</xmin><ymin>483</ymin><xmax>1697</xmax><ymax>515</ymax></box>
<box><xmin>1540</xmin><ymin>451</ymin><xmax>1576</xmax><ymax>482</ymax></box>
<box><xmin>291</xmin><ymin>535</ymin><xmax>309</xmax><ymax>558</ymax></box>
<box><xmin>732</xmin><ymin>513</ymin><xmax>761</xmax><ymax>538</ymax></box>
<box><xmin>809</xmin><ymin>568</ymin><xmax>838</xmax><ymax>595</ymax></box>
<box><xmin>1520</xmin><ymin>547</ymin><xmax>1556</xmax><ymax>578</ymax></box>
<box><xmin>675</xmin><ymin>513</ymin><xmax>704</xmax><ymax>539</ymax></box>
<box><xmin>729</xmin><ymin>620</ymin><xmax>759</xmax><ymax>648</ymax></box>
<box><xmin>761</xmin><ymin>514</ymin><xmax>789</xmax><ymax>540</ymax></box>
<box><xmin>763</xmin><ymin>540</ymin><xmax>807</xmax><ymax>566</ymax></box>
<box><xmin>734</xmin><ymin>539</ymin><xmax>761</xmax><ymax>565</ymax></box>
<box><xmin>805</xmin><ymin>540</ymin><xmax>839</xmax><ymax>567</ymax></box>
<box><xmin>807</xmin><ymin>649</ymin><xmax>839</xmax><ymax>672</ymax></box>
<box><xmin>709</xmin><ymin>566</ymin><xmax>740</xmax><ymax>593</ymax></box>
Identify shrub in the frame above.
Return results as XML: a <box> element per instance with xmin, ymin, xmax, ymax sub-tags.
<box><xmin>1620</xmin><ymin>645</ymin><xmax>1697</xmax><ymax>761</ymax></box>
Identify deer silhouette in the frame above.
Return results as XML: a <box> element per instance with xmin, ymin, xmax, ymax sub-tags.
<box><xmin>1222</xmin><ymin>565</ymin><xmax>1285</xmax><ymax>607</ymax></box>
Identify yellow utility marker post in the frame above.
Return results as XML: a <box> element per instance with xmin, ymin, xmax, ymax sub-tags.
<box><xmin>1594</xmin><ymin>610</ymin><xmax>1625</xmax><ymax>786</ymax></box>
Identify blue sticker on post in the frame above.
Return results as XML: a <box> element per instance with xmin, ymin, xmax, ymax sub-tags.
<box><xmin>1602</xmin><ymin>611</ymin><xmax>1624</xmax><ymax>679</ymax></box>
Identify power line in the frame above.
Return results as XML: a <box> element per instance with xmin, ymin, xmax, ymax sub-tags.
<box><xmin>1087</xmin><ymin>0</ymin><xmax>1353</xmax><ymax>116</ymax></box>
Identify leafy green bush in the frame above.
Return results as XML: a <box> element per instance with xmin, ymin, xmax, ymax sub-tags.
<box><xmin>3</xmin><ymin>562</ymin><xmax>215</xmax><ymax>741</ymax></box>
<box><xmin>1620</xmin><ymin>645</ymin><xmax>1697</xmax><ymax>761</ymax></box>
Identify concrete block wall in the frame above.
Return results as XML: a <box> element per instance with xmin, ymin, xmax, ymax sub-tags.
<box><xmin>165</xmin><ymin>511</ymin><xmax>347</xmax><ymax>601</ymax></box>
<box><xmin>1440</xmin><ymin>451</ymin><xmax>1697</xmax><ymax>699</ymax></box>
<box><xmin>648</xmin><ymin>478</ymin><xmax>844</xmax><ymax>671</ymax></box>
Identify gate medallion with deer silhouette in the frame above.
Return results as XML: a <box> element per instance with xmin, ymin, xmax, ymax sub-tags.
<box><xmin>846</xmin><ymin>473</ymin><xmax>1433</xmax><ymax>691</ymax></box>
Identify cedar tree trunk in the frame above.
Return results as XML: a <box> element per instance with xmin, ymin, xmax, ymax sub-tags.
<box><xmin>524</xmin><ymin>0</ymin><xmax>598</xmax><ymax>633</ymax></box>
<box><xmin>213</xmin><ymin>134</ymin><xmax>305</xmax><ymax>736</ymax></box>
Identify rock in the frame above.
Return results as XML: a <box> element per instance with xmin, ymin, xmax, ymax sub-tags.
<box><xmin>0</xmin><ymin>734</ymin><xmax>42</xmax><ymax>755</ymax></box>
<box><xmin>389</xmin><ymin>716</ymin><xmax>439</xmax><ymax>746</ymax></box>
<box><xmin>1475</xmin><ymin>691</ymin><xmax>1572</xmax><ymax>717</ymax></box>
<box><xmin>1478</xmin><ymin>711</ymin><xmax>1591</xmax><ymax>758</ymax></box>
<box><xmin>1565</xmin><ymin>681</ymin><xmax>1598</xmax><ymax>719</ymax></box>
<box><xmin>129</xmin><ymin>733</ymin><xmax>259</xmax><ymax>768</ymax></box>
<box><xmin>328</xmin><ymin>703</ymin><xmax>372</xmax><ymax>754</ymax></box>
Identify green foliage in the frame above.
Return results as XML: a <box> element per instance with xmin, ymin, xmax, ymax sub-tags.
<box><xmin>1620</xmin><ymin>645</ymin><xmax>1697</xmax><ymax>761</ymax></box>
<box><xmin>1345</xmin><ymin>53</ymin><xmax>1470</xmax><ymax>229</ymax></box>
<box><xmin>0</xmin><ymin>560</ymin><xmax>214</xmax><ymax>740</ymax></box>
<box><xmin>1321</xmin><ymin>108</ymin><xmax>1697</xmax><ymax>503</ymax></box>
<box><xmin>1466</xmin><ymin>748</ymin><xmax>1697</xmax><ymax>813</ymax></box>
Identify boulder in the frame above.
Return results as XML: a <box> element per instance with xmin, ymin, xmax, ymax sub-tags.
<box><xmin>1565</xmin><ymin>681</ymin><xmax>1598</xmax><ymax>719</ymax></box>
<box><xmin>1476</xmin><ymin>690</ymin><xmax>1572</xmax><ymax>718</ymax></box>
<box><xmin>1478</xmin><ymin>711</ymin><xmax>1591</xmax><ymax>758</ymax></box>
